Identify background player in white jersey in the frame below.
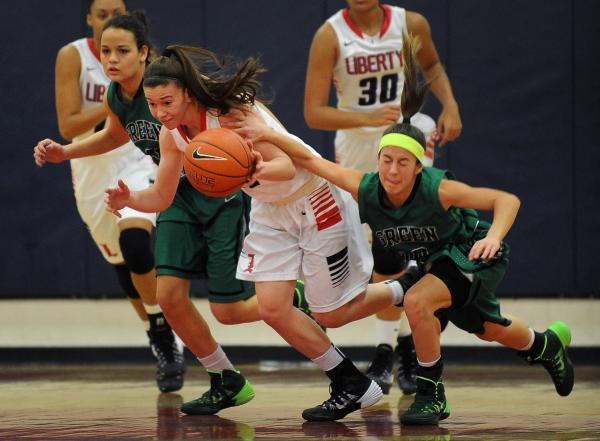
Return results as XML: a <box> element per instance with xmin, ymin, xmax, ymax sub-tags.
<box><xmin>42</xmin><ymin>0</ymin><xmax>182</xmax><ymax>392</ymax></box>
<box><xmin>304</xmin><ymin>0</ymin><xmax>463</xmax><ymax>395</ymax></box>
<box><xmin>105</xmin><ymin>45</ymin><xmax>424</xmax><ymax>421</ymax></box>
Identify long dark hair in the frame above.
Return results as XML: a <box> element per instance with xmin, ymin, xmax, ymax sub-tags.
<box><xmin>382</xmin><ymin>33</ymin><xmax>430</xmax><ymax>146</ymax></box>
<box><xmin>143</xmin><ymin>45</ymin><xmax>265</xmax><ymax>115</ymax></box>
<box><xmin>102</xmin><ymin>10</ymin><xmax>154</xmax><ymax>65</ymax></box>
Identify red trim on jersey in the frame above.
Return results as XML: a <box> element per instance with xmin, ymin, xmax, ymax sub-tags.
<box><xmin>342</xmin><ymin>9</ymin><xmax>363</xmax><ymax>38</ymax></box>
<box><xmin>176</xmin><ymin>109</ymin><xmax>207</xmax><ymax>142</ymax></box>
<box><xmin>200</xmin><ymin>109</ymin><xmax>207</xmax><ymax>132</ymax></box>
<box><xmin>177</xmin><ymin>126</ymin><xmax>189</xmax><ymax>142</ymax></box>
<box><xmin>342</xmin><ymin>5</ymin><xmax>392</xmax><ymax>39</ymax></box>
<box><xmin>379</xmin><ymin>5</ymin><xmax>392</xmax><ymax>38</ymax></box>
<box><xmin>86</xmin><ymin>38</ymin><xmax>101</xmax><ymax>62</ymax></box>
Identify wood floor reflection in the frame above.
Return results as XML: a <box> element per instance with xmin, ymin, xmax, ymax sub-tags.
<box><xmin>1</xmin><ymin>363</ymin><xmax>598</xmax><ymax>440</ymax></box>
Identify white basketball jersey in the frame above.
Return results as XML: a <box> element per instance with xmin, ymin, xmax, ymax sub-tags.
<box><xmin>69</xmin><ymin>38</ymin><xmax>142</xmax><ymax>201</ymax></box>
<box><xmin>71</xmin><ymin>38</ymin><xmax>109</xmax><ymax>141</ymax></box>
<box><xmin>328</xmin><ymin>5</ymin><xmax>407</xmax><ymax>138</ymax></box>
<box><xmin>171</xmin><ymin>106</ymin><xmax>319</xmax><ymax>203</ymax></box>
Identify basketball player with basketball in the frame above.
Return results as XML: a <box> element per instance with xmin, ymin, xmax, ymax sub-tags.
<box><xmin>34</xmin><ymin>12</ymin><xmax>262</xmax><ymax>415</ymax></box>
<box><xmin>304</xmin><ymin>0</ymin><xmax>463</xmax><ymax>395</ymax></box>
<box><xmin>225</xmin><ymin>34</ymin><xmax>575</xmax><ymax>425</ymax></box>
<box><xmin>32</xmin><ymin>0</ymin><xmax>184</xmax><ymax>393</ymax></box>
<box><xmin>105</xmin><ymin>45</ymin><xmax>426</xmax><ymax>421</ymax></box>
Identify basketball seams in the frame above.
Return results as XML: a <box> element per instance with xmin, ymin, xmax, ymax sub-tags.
<box><xmin>183</xmin><ymin>128</ymin><xmax>251</xmax><ymax>196</ymax></box>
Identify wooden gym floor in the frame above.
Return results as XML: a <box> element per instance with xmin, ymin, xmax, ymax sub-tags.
<box><xmin>0</xmin><ymin>363</ymin><xmax>598</xmax><ymax>440</ymax></box>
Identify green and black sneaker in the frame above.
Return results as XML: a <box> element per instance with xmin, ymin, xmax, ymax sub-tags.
<box><xmin>180</xmin><ymin>369</ymin><xmax>255</xmax><ymax>415</ymax></box>
<box><xmin>521</xmin><ymin>321</ymin><xmax>574</xmax><ymax>397</ymax></box>
<box><xmin>400</xmin><ymin>375</ymin><xmax>450</xmax><ymax>425</ymax></box>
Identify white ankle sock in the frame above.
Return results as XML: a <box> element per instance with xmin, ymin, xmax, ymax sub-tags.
<box><xmin>197</xmin><ymin>345</ymin><xmax>234</xmax><ymax>371</ymax></box>
<box><xmin>145</xmin><ymin>304</ymin><xmax>162</xmax><ymax>315</ymax></box>
<box><xmin>518</xmin><ymin>327</ymin><xmax>535</xmax><ymax>351</ymax></box>
<box><xmin>397</xmin><ymin>315</ymin><xmax>412</xmax><ymax>337</ymax></box>
<box><xmin>417</xmin><ymin>355</ymin><xmax>441</xmax><ymax>368</ymax></box>
<box><xmin>375</xmin><ymin>319</ymin><xmax>399</xmax><ymax>347</ymax></box>
<box><xmin>312</xmin><ymin>345</ymin><xmax>345</xmax><ymax>372</ymax></box>
<box><xmin>384</xmin><ymin>280</ymin><xmax>404</xmax><ymax>305</ymax></box>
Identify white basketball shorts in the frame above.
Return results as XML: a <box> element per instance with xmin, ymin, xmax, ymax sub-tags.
<box><xmin>236</xmin><ymin>181</ymin><xmax>373</xmax><ymax>313</ymax></box>
<box><xmin>70</xmin><ymin>142</ymin><xmax>157</xmax><ymax>264</ymax></box>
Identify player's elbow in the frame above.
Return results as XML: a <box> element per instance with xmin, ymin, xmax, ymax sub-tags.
<box><xmin>304</xmin><ymin>107</ymin><xmax>322</xmax><ymax>129</ymax></box>
<box><xmin>58</xmin><ymin>124</ymin><xmax>76</xmax><ymax>141</ymax></box>
<box><xmin>509</xmin><ymin>193</ymin><xmax>521</xmax><ymax>212</ymax></box>
<box><xmin>281</xmin><ymin>165</ymin><xmax>296</xmax><ymax>181</ymax></box>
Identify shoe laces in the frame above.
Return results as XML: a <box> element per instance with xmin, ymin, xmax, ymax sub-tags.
<box><xmin>149</xmin><ymin>328</ymin><xmax>179</xmax><ymax>365</ymax></box>
<box><xmin>524</xmin><ymin>334</ymin><xmax>567</xmax><ymax>383</ymax></box>
<box><xmin>410</xmin><ymin>377</ymin><xmax>444</xmax><ymax>414</ymax></box>
<box><xmin>196</xmin><ymin>373</ymin><xmax>228</xmax><ymax>404</ymax></box>
<box><xmin>319</xmin><ymin>383</ymin><xmax>357</xmax><ymax>411</ymax></box>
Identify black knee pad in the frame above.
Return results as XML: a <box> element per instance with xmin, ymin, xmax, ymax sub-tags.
<box><xmin>119</xmin><ymin>228</ymin><xmax>155</xmax><ymax>274</ymax></box>
<box><xmin>114</xmin><ymin>264</ymin><xmax>140</xmax><ymax>299</ymax></box>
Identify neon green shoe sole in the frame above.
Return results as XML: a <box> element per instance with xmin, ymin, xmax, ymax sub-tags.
<box><xmin>233</xmin><ymin>380</ymin><xmax>255</xmax><ymax>406</ymax></box>
<box><xmin>548</xmin><ymin>321</ymin><xmax>571</xmax><ymax>348</ymax></box>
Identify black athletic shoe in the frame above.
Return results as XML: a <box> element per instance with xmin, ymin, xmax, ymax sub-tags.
<box><xmin>395</xmin><ymin>335</ymin><xmax>417</xmax><ymax>395</ymax></box>
<box><xmin>147</xmin><ymin>318</ymin><xmax>185</xmax><ymax>393</ymax></box>
<box><xmin>400</xmin><ymin>375</ymin><xmax>450</xmax><ymax>425</ymax></box>
<box><xmin>302</xmin><ymin>359</ymin><xmax>382</xmax><ymax>421</ymax></box>
<box><xmin>365</xmin><ymin>344</ymin><xmax>394</xmax><ymax>394</ymax></box>
<box><xmin>519</xmin><ymin>321</ymin><xmax>574</xmax><ymax>397</ymax></box>
<box><xmin>180</xmin><ymin>369</ymin><xmax>255</xmax><ymax>415</ymax></box>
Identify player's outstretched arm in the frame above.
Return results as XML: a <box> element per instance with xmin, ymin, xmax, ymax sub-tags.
<box><xmin>34</xmin><ymin>96</ymin><xmax>131</xmax><ymax>167</ymax></box>
<box><xmin>222</xmin><ymin>108</ymin><xmax>364</xmax><ymax>199</ymax></box>
<box><xmin>109</xmin><ymin>127</ymin><xmax>181</xmax><ymax>214</ymax></box>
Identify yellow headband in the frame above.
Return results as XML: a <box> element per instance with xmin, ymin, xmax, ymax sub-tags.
<box><xmin>377</xmin><ymin>133</ymin><xmax>425</xmax><ymax>164</ymax></box>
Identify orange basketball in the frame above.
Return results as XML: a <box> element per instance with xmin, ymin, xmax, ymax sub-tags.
<box><xmin>183</xmin><ymin>128</ymin><xmax>253</xmax><ymax>197</ymax></box>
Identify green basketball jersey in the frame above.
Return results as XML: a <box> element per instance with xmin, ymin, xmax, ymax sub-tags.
<box><xmin>107</xmin><ymin>82</ymin><xmax>161</xmax><ymax>164</ymax></box>
<box><xmin>358</xmin><ymin>167</ymin><xmax>498</xmax><ymax>269</ymax></box>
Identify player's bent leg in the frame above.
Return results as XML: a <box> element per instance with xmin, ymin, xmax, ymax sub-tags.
<box><xmin>113</xmin><ymin>263</ymin><xmax>148</xmax><ymax>320</ymax></box>
<box><xmin>210</xmin><ymin>296</ymin><xmax>260</xmax><ymax>325</ymax></box>
<box><xmin>118</xmin><ymin>219</ymin><xmax>157</xmax><ymax>304</ymax></box>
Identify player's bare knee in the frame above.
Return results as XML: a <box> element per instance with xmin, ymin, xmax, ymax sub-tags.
<box><xmin>402</xmin><ymin>291</ymin><xmax>425</xmax><ymax>322</ymax></box>
<box><xmin>156</xmin><ymin>289</ymin><xmax>184</xmax><ymax>316</ymax></box>
<box><xmin>258</xmin><ymin>303</ymin><xmax>287</xmax><ymax>327</ymax></box>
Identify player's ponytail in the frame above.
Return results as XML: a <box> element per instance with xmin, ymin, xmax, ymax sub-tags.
<box><xmin>381</xmin><ymin>33</ymin><xmax>429</xmax><ymax>151</ymax></box>
<box><xmin>400</xmin><ymin>33</ymin><xmax>429</xmax><ymax>124</ymax></box>
<box><xmin>144</xmin><ymin>45</ymin><xmax>266</xmax><ymax>116</ymax></box>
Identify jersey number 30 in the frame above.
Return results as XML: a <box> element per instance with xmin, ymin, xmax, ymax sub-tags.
<box><xmin>358</xmin><ymin>73</ymin><xmax>398</xmax><ymax>106</ymax></box>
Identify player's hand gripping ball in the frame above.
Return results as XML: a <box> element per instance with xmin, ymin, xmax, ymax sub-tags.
<box><xmin>184</xmin><ymin>128</ymin><xmax>253</xmax><ymax>197</ymax></box>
